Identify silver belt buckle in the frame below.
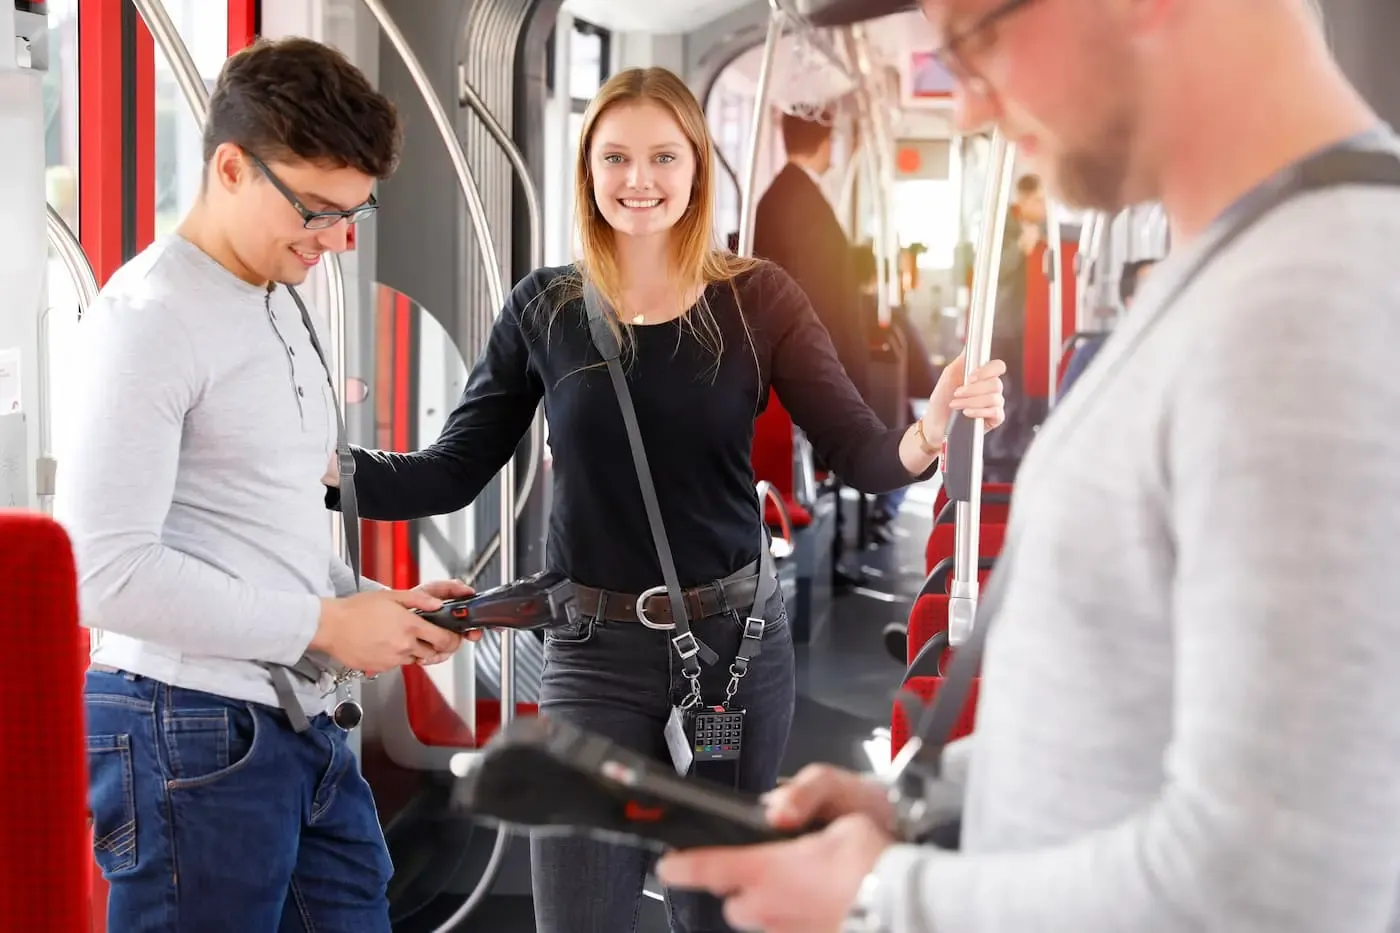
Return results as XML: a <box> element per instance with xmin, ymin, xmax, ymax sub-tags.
<box><xmin>636</xmin><ymin>585</ymin><xmax>676</xmax><ymax>630</ymax></box>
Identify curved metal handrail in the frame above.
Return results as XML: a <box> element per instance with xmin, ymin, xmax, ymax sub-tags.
<box><xmin>38</xmin><ymin>204</ymin><xmax>100</xmax><ymax>518</ymax></box>
<box><xmin>756</xmin><ymin>481</ymin><xmax>795</xmax><ymax>561</ymax></box>
<box><xmin>947</xmin><ymin>130</ymin><xmax>1015</xmax><ymax>648</ymax></box>
<box><xmin>456</xmin><ymin>71</ymin><xmax>543</xmax><ymax>585</ymax></box>
<box><xmin>736</xmin><ymin>4</ymin><xmax>783</xmax><ymax>258</ymax></box>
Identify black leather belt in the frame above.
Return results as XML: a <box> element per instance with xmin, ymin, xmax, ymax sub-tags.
<box><xmin>573</xmin><ymin>560</ymin><xmax>761</xmax><ymax>628</ymax></box>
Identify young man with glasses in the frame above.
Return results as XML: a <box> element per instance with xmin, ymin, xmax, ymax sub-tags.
<box><xmin>58</xmin><ymin>37</ymin><xmax>468</xmax><ymax>931</ymax></box>
<box><xmin>659</xmin><ymin>1</ymin><xmax>1400</xmax><ymax>930</ymax></box>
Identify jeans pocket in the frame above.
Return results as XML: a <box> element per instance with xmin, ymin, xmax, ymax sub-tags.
<box><xmin>163</xmin><ymin>701</ymin><xmax>260</xmax><ymax>789</ymax></box>
<box><xmin>87</xmin><ymin>734</ymin><xmax>137</xmax><ymax>875</ymax></box>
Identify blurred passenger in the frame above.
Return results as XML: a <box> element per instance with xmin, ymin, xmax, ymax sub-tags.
<box><xmin>1058</xmin><ymin>257</ymin><xmax>1158</xmax><ymax>397</ymax></box>
<box><xmin>659</xmin><ymin>1</ymin><xmax>1400</xmax><ymax>930</ymax></box>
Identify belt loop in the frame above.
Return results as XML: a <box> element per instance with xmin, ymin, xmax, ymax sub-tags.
<box><xmin>595</xmin><ymin>590</ymin><xmax>609</xmax><ymax>623</ymax></box>
<box><xmin>716</xmin><ymin>580</ymin><xmax>732</xmax><ymax>615</ymax></box>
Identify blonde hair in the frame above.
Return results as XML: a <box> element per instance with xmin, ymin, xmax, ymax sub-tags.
<box><xmin>538</xmin><ymin>67</ymin><xmax>761</xmax><ymax>368</ymax></box>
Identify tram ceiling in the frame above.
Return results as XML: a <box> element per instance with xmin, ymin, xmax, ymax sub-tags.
<box><xmin>560</xmin><ymin>0</ymin><xmax>757</xmax><ymax>33</ymax></box>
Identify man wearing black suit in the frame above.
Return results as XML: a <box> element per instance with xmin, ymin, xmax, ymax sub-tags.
<box><xmin>754</xmin><ymin>112</ymin><xmax>870</xmax><ymax>398</ymax></box>
<box><xmin>754</xmin><ymin>111</ymin><xmax>870</xmax><ymax>585</ymax></box>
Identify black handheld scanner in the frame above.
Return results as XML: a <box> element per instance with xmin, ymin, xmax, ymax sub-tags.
<box><xmin>450</xmin><ymin>716</ymin><xmax>809</xmax><ymax>852</ymax></box>
<box><xmin>416</xmin><ymin>569</ymin><xmax>577</xmax><ymax>634</ymax></box>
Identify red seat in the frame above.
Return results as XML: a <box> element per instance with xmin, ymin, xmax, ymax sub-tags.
<box><xmin>906</xmin><ymin>594</ymin><xmax>951</xmax><ymax>667</ymax></box>
<box><xmin>0</xmin><ymin>512</ymin><xmax>90</xmax><ymax>931</ymax></box>
<box><xmin>932</xmin><ymin>482</ymin><xmax>1013</xmax><ymax>525</ymax></box>
<box><xmin>926</xmin><ymin>522</ymin><xmax>1006</xmax><ymax>576</ymax></box>
<box><xmin>891</xmin><ymin>676</ymin><xmax>979</xmax><ymax>758</ymax></box>
<box><xmin>403</xmin><ymin>664</ymin><xmax>540</xmax><ymax>748</ymax></box>
<box><xmin>752</xmin><ymin>393</ymin><xmax>812</xmax><ymax>528</ymax></box>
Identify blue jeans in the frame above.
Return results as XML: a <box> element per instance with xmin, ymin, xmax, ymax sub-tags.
<box><xmin>531</xmin><ymin>588</ymin><xmax>796</xmax><ymax>933</ymax></box>
<box><xmin>84</xmin><ymin>670</ymin><xmax>393</xmax><ymax>932</ymax></box>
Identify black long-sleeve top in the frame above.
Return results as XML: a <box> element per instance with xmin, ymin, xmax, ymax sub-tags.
<box><xmin>333</xmin><ymin>261</ymin><xmax>933</xmax><ymax>594</ymax></box>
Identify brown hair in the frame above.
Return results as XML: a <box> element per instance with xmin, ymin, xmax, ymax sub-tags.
<box><xmin>544</xmin><ymin>66</ymin><xmax>761</xmax><ymax>369</ymax></box>
<box><xmin>780</xmin><ymin>110</ymin><xmax>834</xmax><ymax>157</ymax></box>
<box><xmin>203</xmin><ymin>37</ymin><xmax>402</xmax><ymax>179</ymax></box>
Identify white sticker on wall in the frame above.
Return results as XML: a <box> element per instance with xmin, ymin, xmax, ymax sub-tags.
<box><xmin>0</xmin><ymin>347</ymin><xmax>20</xmax><ymax>415</ymax></box>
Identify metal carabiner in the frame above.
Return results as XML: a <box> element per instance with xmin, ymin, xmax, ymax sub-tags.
<box><xmin>635</xmin><ymin>585</ymin><xmax>677</xmax><ymax>630</ymax></box>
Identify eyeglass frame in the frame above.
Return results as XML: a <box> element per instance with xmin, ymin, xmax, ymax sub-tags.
<box><xmin>245</xmin><ymin>151</ymin><xmax>379</xmax><ymax>230</ymax></box>
<box><xmin>929</xmin><ymin>0</ymin><xmax>1042</xmax><ymax>99</ymax></box>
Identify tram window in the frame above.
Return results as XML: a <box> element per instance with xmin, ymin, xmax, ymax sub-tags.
<box><xmin>41</xmin><ymin>0</ymin><xmax>79</xmax><ymax>232</ymax></box>
<box><xmin>154</xmin><ymin>2</ymin><xmax>229</xmax><ymax>239</ymax></box>
<box><xmin>568</xmin><ymin>19</ymin><xmax>610</xmax><ymax>102</ymax></box>
<box><xmin>40</xmin><ymin>0</ymin><xmax>82</xmax><ymax>460</ymax></box>
<box><xmin>893</xmin><ymin>179</ymin><xmax>959</xmax><ymax>270</ymax></box>
<box><xmin>706</xmin><ymin>80</ymin><xmax>751</xmax><ymax>244</ymax></box>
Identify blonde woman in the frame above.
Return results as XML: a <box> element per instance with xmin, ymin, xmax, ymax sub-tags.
<box><xmin>330</xmin><ymin>67</ymin><xmax>1005</xmax><ymax>932</ymax></box>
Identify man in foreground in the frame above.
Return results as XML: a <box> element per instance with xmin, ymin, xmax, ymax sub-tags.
<box><xmin>659</xmin><ymin>1</ymin><xmax>1400</xmax><ymax>930</ymax></box>
<box><xmin>58</xmin><ymin>38</ymin><xmax>468</xmax><ymax>931</ymax></box>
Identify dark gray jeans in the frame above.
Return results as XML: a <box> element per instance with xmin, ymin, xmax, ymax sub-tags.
<box><xmin>530</xmin><ymin>588</ymin><xmax>796</xmax><ymax>933</ymax></box>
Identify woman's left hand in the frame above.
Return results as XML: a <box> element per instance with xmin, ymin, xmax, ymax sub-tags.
<box><xmin>923</xmin><ymin>351</ymin><xmax>1007</xmax><ymax>441</ymax></box>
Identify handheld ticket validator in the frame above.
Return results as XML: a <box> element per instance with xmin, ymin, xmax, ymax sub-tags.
<box><xmin>450</xmin><ymin>716</ymin><xmax>808</xmax><ymax>852</ymax></box>
<box><xmin>415</xmin><ymin>569</ymin><xmax>577</xmax><ymax>634</ymax></box>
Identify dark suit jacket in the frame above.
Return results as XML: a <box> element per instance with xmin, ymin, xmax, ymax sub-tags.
<box><xmin>753</xmin><ymin>163</ymin><xmax>869</xmax><ymax>400</ymax></box>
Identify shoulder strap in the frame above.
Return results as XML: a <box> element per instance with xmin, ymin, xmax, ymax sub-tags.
<box><xmin>259</xmin><ymin>284</ymin><xmax>360</xmax><ymax>733</ymax></box>
<box><xmin>580</xmin><ymin>282</ymin><xmax>718</xmax><ymax>676</ymax></box>
<box><xmin>285</xmin><ymin>285</ymin><xmax>362</xmax><ymax>589</ymax></box>
<box><xmin>906</xmin><ymin>143</ymin><xmax>1400</xmax><ymax>777</ymax></box>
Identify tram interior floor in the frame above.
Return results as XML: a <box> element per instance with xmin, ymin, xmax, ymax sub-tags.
<box><xmin>397</xmin><ymin>482</ymin><xmax>935</xmax><ymax>931</ymax></box>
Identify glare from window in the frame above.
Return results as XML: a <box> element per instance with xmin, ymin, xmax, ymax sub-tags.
<box><xmin>892</xmin><ymin>180</ymin><xmax>958</xmax><ymax>270</ymax></box>
<box><xmin>155</xmin><ymin>1</ymin><xmax>229</xmax><ymax>239</ymax></box>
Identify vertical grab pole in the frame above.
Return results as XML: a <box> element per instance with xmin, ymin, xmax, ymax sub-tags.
<box><xmin>1045</xmin><ymin>202</ymin><xmax>1064</xmax><ymax>407</ymax></box>
<box><xmin>736</xmin><ymin>5</ymin><xmax>783</xmax><ymax>258</ymax></box>
<box><xmin>842</xmin><ymin>25</ymin><xmax>894</xmax><ymax>327</ymax></box>
<box><xmin>946</xmin><ymin>131</ymin><xmax>1016</xmax><ymax>647</ymax></box>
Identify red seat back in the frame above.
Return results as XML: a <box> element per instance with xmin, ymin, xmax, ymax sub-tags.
<box><xmin>926</xmin><ymin>522</ymin><xmax>1007</xmax><ymax>576</ymax></box>
<box><xmin>752</xmin><ymin>393</ymin><xmax>811</xmax><ymax>527</ymax></box>
<box><xmin>907</xmin><ymin>594</ymin><xmax>950</xmax><ymax>667</ymax></box>
<box><xmin>0</xmin><ymin>512</ymin><xmax>90</xmax><ymax>931</ymax></box>
<box><xmin>891</xmin><ymin>676</ymin><xmax>979</xmax><ymax>757</ymax></box>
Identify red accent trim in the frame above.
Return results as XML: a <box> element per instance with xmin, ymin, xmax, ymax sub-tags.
<box><xmin>133</xmin><ymin>23</ymin><xmax>155</xmax><ymax>254</ymax></box>
<box><xmin>78</xmin><ymin>0</ymin><xmax>126</xmax><ymax>286</ymax></box>
<box><xmin>228</xmin><ymin>0</ymin><xmax>259</xmax><ymax>55</ymax></box>
<box><xmin>391</xmin><ymin>293</ymin><xmax>413</xmax><ymax>590</ymax></box>
<box><xmin>362</xmin><ymin>288</ymin><xmax>395</xmax><ymax>583</ymax></box>
<box><xmin>1022</xmin><ymin>240</ymin><xmax>1079</xmax><ymax>398</ymax></box>
<box><xmin>625</xmin><ymin>801</ymin><xmax>667</xmax><ymax>823</ymax></box>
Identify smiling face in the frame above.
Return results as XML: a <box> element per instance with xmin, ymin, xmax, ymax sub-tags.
<box><xmin>207</xmin><ymin>143</ymin><xmax>376</xmax><ymax>287</ymax></box>
<box><xmin>587</xmin><ymin>99</ymin><xmax>697</xmax><ymax>244</ymax></box>
<box><xmin>921</xmin><ymin>0</ymin><xmax>1151</xmax><ymax>212</ymax></box>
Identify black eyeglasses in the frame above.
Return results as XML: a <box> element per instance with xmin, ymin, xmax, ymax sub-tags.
<box><xmin>246</xmin><ymin>152</ymin><xmax>379</xmax><ymax>230</ymax></box>
<box><xmin>931</xmin><ymin>0</ymin><xmax>1042</xmax><ymax>98</ymax></box>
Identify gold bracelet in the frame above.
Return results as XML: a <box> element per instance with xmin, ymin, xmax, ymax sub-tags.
<box><xmin>909</xmin><ymin>419</ymin><xmax>939</xmax><ymax>458</ymax></box>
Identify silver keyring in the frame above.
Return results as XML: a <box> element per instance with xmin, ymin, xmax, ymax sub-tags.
<box><xmin>635</xmin><ymin>585</ymin><xmax>677</xmax><ymax>630</ymax></box>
